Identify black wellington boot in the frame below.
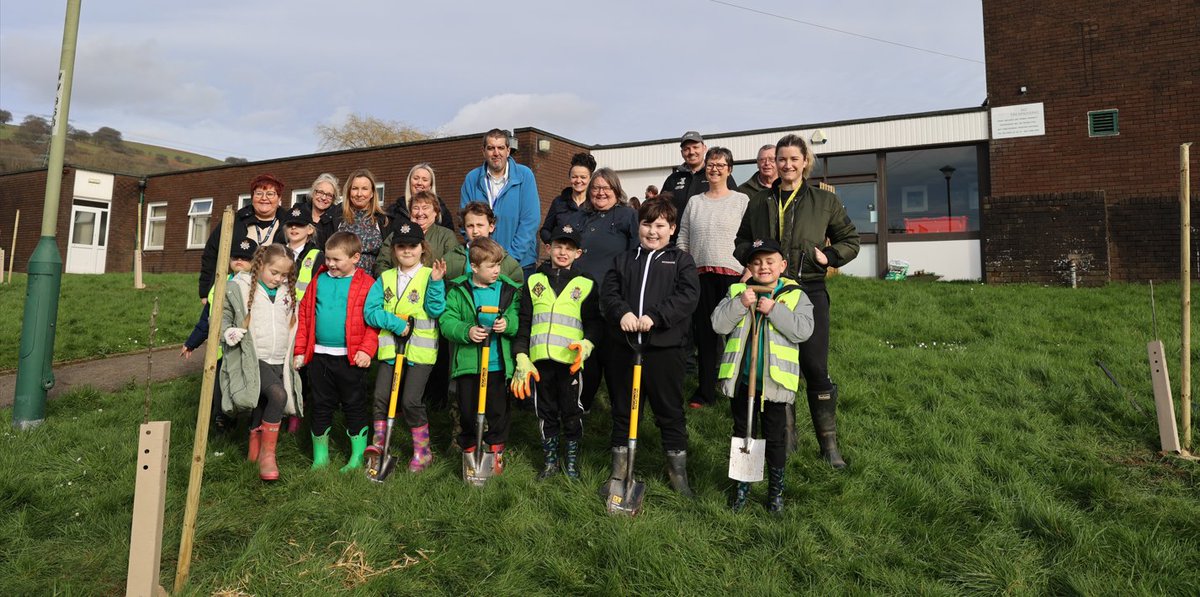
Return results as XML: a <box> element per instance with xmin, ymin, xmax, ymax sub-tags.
<box><xmin>729</xmin><ymin>482</ymin><xmax>752</xmax><ymax>511</ymax></box>
<box><xmin>807</xmin><ymin>385</ymin><xmax>847</xmax><ymax>469</ymax></box>
<box><xmin>766</xmin><ymin>466</ymin><xmax>785</xmax><ymax>514</ymax></box>
<box><xmin>537</xmin><ymin>436</ymin><xmax>561</xmax><ymax>481</ymax></box>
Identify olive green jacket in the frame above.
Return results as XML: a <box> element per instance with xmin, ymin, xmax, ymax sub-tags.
<box><xmin>734</xmin><ymin>181</ymin><xmax>860</xmax><ymax>284</ymax></box>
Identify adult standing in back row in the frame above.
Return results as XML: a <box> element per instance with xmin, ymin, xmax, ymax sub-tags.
<box><xmin>460</xmin><ymin>129</ymin><xmax>541</xmax><ymax>279</ymax></box>
<box><xmin>661</xmin><ymin>131</ymin><xmax>737</xmax><ymax>241</ymax></box>
<box><xmin>734</xmin><ymin>134</ymin><xmax>860</xmax><ymax>469</ymax></box>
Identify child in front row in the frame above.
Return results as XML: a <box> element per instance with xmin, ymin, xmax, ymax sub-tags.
<box><xmin>283</xmin><ymin>206</ymin><xmax>324</xmax><ymax>433</ymax></box>
<box><xmin>363</xmin><ymin>218</ymin><xmax>447</xmax><ymax>473</ymax></box>
<box><xmin>294</xmin><ymin>231</ymin><xmax>379</xmax><ymax>472</ymax></box>
<box><xmin>598</xmin><ymin>198</ymin><xmax>700</xmax><ymax>498</ymax></box>
<box><xmin>440</xmin><ymin>237</ymin><xmax>521</xmax><ymax>474</ymax></box>
<box><xmin>511</xmin><ymin>224</ymin><xmax>602</xmax><ymax>480</ymax></box>
<box><xmin>711</xmin><ymin>238</ymin><xmax>814</xmax><ymax>513</ymax></box>
<box><xmin>218</xmin><ymin>243</ymin><xmax>304</xmax><ymax>482</ymax></box>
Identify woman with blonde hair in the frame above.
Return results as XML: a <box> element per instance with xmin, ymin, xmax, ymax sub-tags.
<box><xmin>337</xmin><ymin>168</ymin><xmax>388</xmax><ymax>275</ymax></box>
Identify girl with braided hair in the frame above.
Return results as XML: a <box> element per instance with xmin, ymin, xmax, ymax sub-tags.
<box><xmin>219</xmin><ymin>243</ymin><xmax>305</xmax><ymax>481</ymax></box>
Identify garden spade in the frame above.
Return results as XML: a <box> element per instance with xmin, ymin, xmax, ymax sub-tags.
<box><xmin>366</xmin><ymin>318</ymin><xmax>413</xmax><ymax>483</ymax></box>
<box><xmin>607</xmin><ymin>335</ymin><xmax>646</xmax><ymax>516</ymax></box>
<box><xmin>464</xmin><ymin>305</ymin><xmax>501</xmax><ymax>486</ymax></box>
<box><xmin>729</xmin><ymin>313</ymin><xmax>766</xmax><ymax>482</ymax></box>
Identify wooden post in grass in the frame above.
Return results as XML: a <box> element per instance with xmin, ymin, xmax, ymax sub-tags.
<box><xmin>126</xmin><ymin>421</ymin><xmax>170</xmax><ymax>597</ymax></box>
<box><xmin>1149</xmin><ymin>341</ymin><xmax>1181</xmax><ymax>453</ymax></box>
<box><xmin>173</xmin><ymin>206</ymin><xmax>233</xmax><ymax>592</ymax></box>
<box><xmin>1180</xmin><ymin>142</ymin><xmax>1192</xmax><ymax>452</ymax></box>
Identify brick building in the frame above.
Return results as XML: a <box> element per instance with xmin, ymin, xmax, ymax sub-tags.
<box><xmin>982</xmin><ymin>0</ymin><xmax>1199</xmax><ymax>283</ymax></box>
<box><xmin>0</xmin><ymin>128</ymin><xmax>589</xmax><ymax>278</ymax></box>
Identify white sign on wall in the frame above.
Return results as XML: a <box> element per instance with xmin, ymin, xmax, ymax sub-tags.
<box><xmin>991</xmin><ymin>102</ymin><xmax>1046</xmax><ymax>139</ymax></box>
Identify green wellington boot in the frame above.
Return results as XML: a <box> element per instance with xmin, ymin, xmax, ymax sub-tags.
<box><xmin>311</xmin><ymin>430</ymin><xmax>331</xmax><ymax>470</ymax></box>
<box><xmin>340</xmin><ymin>427</ymin><xmax>370</xmax><ymax>473</ymax></box>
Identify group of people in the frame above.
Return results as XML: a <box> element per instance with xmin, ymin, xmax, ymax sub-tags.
<box><xmin>183</xmin><ymin>127</ymin><xmax>860</xmax><ymax>513</ymax></box>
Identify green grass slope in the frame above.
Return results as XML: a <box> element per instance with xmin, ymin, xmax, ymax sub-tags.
<box><xmin>0</xmin><ymin>277</ymin><xmax>1197</xmax><ymax>594</ymax></box>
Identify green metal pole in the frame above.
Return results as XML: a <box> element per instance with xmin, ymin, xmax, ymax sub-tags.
<box><xmin>13</xmin><ymin>0</ymin><xmax>82</xmax><ymax>430</ymax></box>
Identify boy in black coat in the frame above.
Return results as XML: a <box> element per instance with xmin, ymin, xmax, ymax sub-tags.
<box><xmin>598</xmin><ymin>198</ymin><xmax>700</xmax><ymax>498</ymax></box>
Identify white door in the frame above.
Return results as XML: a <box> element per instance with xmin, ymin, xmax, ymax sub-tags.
<box><xmin>65</xmin><ymin>203</ymin><xmax>109</xmax><ymax>274</ymax></box>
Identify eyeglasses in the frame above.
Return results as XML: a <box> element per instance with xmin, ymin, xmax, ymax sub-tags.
<box><xmin>311</xmin><ymin>189</ymin><xmax>334</xmax><ymax>199</ymax></box>
<box><xmin>706</xmin><ymin>163</ymin><xmax>729</xmax><ymax>170</ymax></box>
<box><xmin>253</xmin><ymin>191</ymin><xmax>279</xmax><ymax>199</ymax></box>
<box><xmin>591</xmin><ymin>185</ymin><xmax>613</xmax><ymax>194</ymax></box>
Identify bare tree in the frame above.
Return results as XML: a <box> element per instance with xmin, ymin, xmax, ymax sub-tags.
<box><xmin>315</xmin><ymin>113</ymin><xmax>433</xmax><ymax>150</ymax></box>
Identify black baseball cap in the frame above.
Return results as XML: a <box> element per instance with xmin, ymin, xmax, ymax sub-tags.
<box><xmin>389</xmin><ymin>217</ymin><xmax>425</xmax><ymax>245</ymax></box>
<box><xmin>283</xmin><ymin>206</ymin><xmax>313</xmax><ymax>227</ymax></box>
<box><xmin>548</xmin><ymin>223</ymin><xmax>581</xmax><ymax>247</ymax></box>
<box><xmin>741</xmin><ymin>238</ymin><xmax>784</xmax><ymax>265</ymax></box>
<box><xmin>230</xmin><ymin>237</ymin><xmax>258</xmax><ymax>261</ymax></box>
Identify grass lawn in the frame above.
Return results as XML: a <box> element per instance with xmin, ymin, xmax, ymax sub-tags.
<box><xmin>0</xmin><ymin>273</ymin><xmax>199</xmax><ymax>371</ymax></box>
<box><xmin>1</xmin><ymin>277</ymin><xmax>1197</xmax><ymax>594</ymax></box>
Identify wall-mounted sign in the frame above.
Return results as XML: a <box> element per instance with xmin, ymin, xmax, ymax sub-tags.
<box><xmin>991</xmin><ymin>102</ymin><xmax>1045</xmax><ymax>139</ymax></box>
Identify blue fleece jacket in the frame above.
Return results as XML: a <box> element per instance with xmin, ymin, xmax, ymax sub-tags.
<box><xmin>459</xmin><ymin>157</ymin><xmax>541</xmax><ymax>269</ymax></box>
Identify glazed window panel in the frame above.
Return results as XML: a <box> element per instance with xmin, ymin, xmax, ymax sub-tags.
<box><xmin>885</xmin><ymin>146</ymin><xmax>980</xmax><ymax>234</ymax></box>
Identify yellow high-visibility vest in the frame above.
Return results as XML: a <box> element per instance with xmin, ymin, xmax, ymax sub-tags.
<box><xmin>294</xmin><ymin>248</ymin><xmax>320</xmax><ymax>302</ymax></box>
<box><xmin>526</xmin><ymin>272</ymin><xmax>592</xmax><ymax>365</ymax></box>
<box><xmin>718</xmin><ymin>280</ymin><xmax>803</xmax><ymax>392</ymax></box>
<box><xmin>376</xmin><ymin>267</ymin><xmax>439</xmax><ymax>364</ymax></box>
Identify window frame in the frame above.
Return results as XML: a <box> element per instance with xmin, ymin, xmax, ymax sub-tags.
<box><xmin>186</xmin><ymin>198</ymin><xmax>213</xmax><ymax>249</ymax></box>
<box><xmin>144</xmin><ymin>202</ymin><xmax>168</xmax><ymax>251</ymax></box>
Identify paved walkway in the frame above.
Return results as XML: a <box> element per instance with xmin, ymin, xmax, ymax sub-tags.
<box><xmin>0</xmin><ymin>345</ymin><xmax>204</xmax><ymax>408</ymax></box>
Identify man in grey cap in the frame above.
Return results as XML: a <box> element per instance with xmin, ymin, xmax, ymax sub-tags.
<box><xmin>660</xmin><ymin>131</ymin><xmax>738</xmax><ymax>241</ymax></box>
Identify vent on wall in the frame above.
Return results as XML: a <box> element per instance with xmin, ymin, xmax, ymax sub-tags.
<box><xmin>1088</xmin><ymin>109</ymin><xmax>1119</xmax><ymax>137</ymax></box>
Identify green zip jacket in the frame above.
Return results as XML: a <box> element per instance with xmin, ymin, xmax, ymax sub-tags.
<box><xmin>440</xmin><ymin>273</ymin><xmax>521</xmax><ymax>379</ymax></box>
<box><xmin>734</xmin><ymin>181</ymin><xmax>861</xmax><ymax>285</ymax></box>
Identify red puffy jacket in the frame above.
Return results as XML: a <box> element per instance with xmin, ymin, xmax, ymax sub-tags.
<box><xmin>294</xmin><ymin>266</ymin><xmax>379</xmax><ymax>365</ymax></box>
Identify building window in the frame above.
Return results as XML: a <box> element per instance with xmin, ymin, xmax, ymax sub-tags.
<box><xmin>885</xmin><ymin>145</ymin><xmax>980</xmax><ymax>235</ymax></box>
<box><xmin>187</xmin><ymin>198</ymin><xmax>212</xmax><ymax>248</ymax></box>
<box><xmin>145</xmin><ymin>202</ymin><xmax>168</xmax><ymax>250</ymax></box>
<box><xmin>292</xmin><ymin>189</ymin><xmax>310</xmax><ymax>207</ymax></box>
<box><xmin>1088</xmin><ymin>109</ymin><xmax>1119</xmax><ymax>137</ymax></box>
<box><xmin>238</xmin><ymin>194</ymin><xmax>251</xmax><ymax>209</ymax></box>
<box><xmin>376</xmin><ymin>183</ymin><xmax>386</xmax><ymax>206</ymax></box>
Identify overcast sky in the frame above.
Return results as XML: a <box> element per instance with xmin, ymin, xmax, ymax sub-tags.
<box><xmin>0</xmin><ymin>0</ymin><xmax>985</xmax><ymax>162</ymax></box>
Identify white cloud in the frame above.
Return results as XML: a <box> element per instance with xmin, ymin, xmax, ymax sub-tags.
<box><xmin>440</xmin><ymin>93</ymin><xmax>599</xmax><ymax>137</ymax></box>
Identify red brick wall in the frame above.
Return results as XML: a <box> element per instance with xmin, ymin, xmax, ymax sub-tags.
<box><xmin>983</xmin><ymin>0</ymin><xmax>1200</xmax><ymax>281</ymax></box>
<box><xmin>982</xmin><ymin>191</ymin><xmax>1110</xmax><ymax>285</ymax></box>
<box><xmin>1</xmin><ymin>129</ymin><xmax>591</xmax><ymax>275</ymax></box>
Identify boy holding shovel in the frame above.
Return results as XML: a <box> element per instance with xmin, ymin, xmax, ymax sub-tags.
<box><xmin>441</xmin><ymin>237</ymin><xmax>521</xmax><ymax>476</ymax></box>
<box><xmin>711</xmin><ymin>238</ymin><xmax>814</xmax><ymax>513</ymax></box>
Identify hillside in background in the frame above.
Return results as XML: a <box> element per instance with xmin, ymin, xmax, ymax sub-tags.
<box><xmin>0</xmin><ymin>122</ymin><xmax>226</xmax><ymax>177</ymax></box>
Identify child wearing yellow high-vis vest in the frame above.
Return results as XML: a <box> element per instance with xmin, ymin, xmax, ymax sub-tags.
<box><xmin>282</xmin><ymin>206</ymin><xmax>324</xmax><ymax>433</ymax></box>
<box><xmin>711</xmin><ymin>238</ymin><xmax>813</xmax><ymax>513</ymax></box>
<box><xmin>511</xmin><ymin>224</ymin><xmax>602</xmax><ymax>480</ymax></box>
<box><xmin>363</xmin><ymin>218</ymin><xmax>447</xmax><ymax>473</ymax></box>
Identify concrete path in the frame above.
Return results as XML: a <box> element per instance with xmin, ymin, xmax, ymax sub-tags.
<box><xmin>0</xmin><ymin>345</ymin><xmax>204</xmax><ymax>408</ymax></box>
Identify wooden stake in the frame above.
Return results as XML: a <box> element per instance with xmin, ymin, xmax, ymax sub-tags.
<box><xmin>1149</xmin><ymin>340</ymin><xmax>1181</xmax><ymax>453</ymax></box>
<box><xmin>173</xmin><ymin>207</ymin><xmax>233</xmax><ymax>592</ymax></box>
<box><xmin>1181</xmin><ymin>142</ymin><xmax>1192</xmax><ymax>452</ymax></box>
<box><xmin>8</xmin><ymin>209</ymin><xmax>18</xmax><ymax>283</ymax></box>
<box><xmin>126</xmin><ymin>421</ymin><xmax>171</xmax><ymax>597</ymax></box>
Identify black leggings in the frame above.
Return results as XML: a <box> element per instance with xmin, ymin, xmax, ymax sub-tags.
<box><xmin>799</xmin><ymin>284</ymin><xmax>833</xmax><ymax>393</ymax></box>
<box><xmin>249</xmin><ymin>360</ymin><xmax>287</xmax><ymax>427</ymax></box>
<box><xmin>729</xmin><ymin>383</ymin><xmax>788</xmax><ymax>468</ymax></box>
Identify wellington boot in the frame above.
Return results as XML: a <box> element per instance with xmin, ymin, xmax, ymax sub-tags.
<box><xmin>340</xmin><ymin>427</ymin><xmax>370</xmax><ymax>473</ymax></box>
<box><xmin>311</xmin><ymin>430</ymin><xmax>331</xmax><ymax>470</ymax></box>
<box><xmin>767</xmin><ymin>466</ymin><xmax>785</xmax><ymax>514</ymax></box>
<box><xmin>370</xmin><ymin>419</ymin><xmax>387</xmax><ymax>452</ymax></box>
<box><xmin>247</xmin><ymin>426</ymin><xmax>262</xmax><ymax>463</ymax></box>
<box><xmin>730</xmin><ymin>482</ymin><xmax>752</xmax><ymax>511</ymax></box>
<box><xmin>807</xmin><ymin>386</ymin><xmax>847</xmax><ymax>470</ymax></box>
<box><xmin>598</xmin><ymin>447</ymin><xmax>629</xmax><ymax>500</ymax></box>
<box><xmin>537</xmin><ymin>436</ymin><xmax>560</xmax><ymax>481</ymax></box>
<box><xmin>665</xmin><ymin>450</ymin><xmax>694</xmax><ymax>498</ymax></box>
<box><xmin>408</xmin><ymin>424</ymin><xmax>432</xmax><ymax>473</ymax></box>
<box><xmin>564</xmin><ymin>440</ymin><xmax>581</xmax><ymax>480</ymax></box>
<box><xmin>489</xmin><ymin>443</ymin><xmax>506</xmax><ymax>476</ymax></box>
<box><xmin>257</xmin><ymin>423</ymin><xmax>281</xmax><ymax>481</ymax></box>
